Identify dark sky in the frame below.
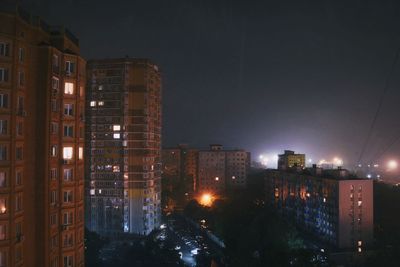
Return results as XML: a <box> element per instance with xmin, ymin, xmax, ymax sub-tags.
<box><xmin>22</xmin><ymin>0</ymin><xmax>400</xmax><ymax>167</ymax></box>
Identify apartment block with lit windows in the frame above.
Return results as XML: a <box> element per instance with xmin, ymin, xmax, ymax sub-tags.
<box><xmin>86</xmin><ymin>58</ymin><xmax>162</xmax><ymax>236</ymax></box>
<box><xmin>265</xmin><ymin>167</ymin><xmax>373</xmax><ymax>251</ymax></box>
<box><xmin>198</xmin><ymin>144</ymin><xmax>250</xmax><ymax>195</ymax></box>
<box><xmin>0</xmin><ymin>3</ymin><xmax>85</xmax><ymax>267</ymax></box>
<box><xmin>278</xmin><ymin>150</ymin><xmax>305</xmax><ymax>170</ymax></box>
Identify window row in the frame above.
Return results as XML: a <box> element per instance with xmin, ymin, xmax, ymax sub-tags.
<box><xmin>0</xmin><ymin>170</ymin><xmax>23</xmax><ymax>188</ymax></box>
<box><xmin>0</xmin><ymin>145</ymin><xmax>24</xmax><ymax>161</ymax></box>
<box><xmin>50</xmin><ymin>146</ymin><xmax>83</xmax><ymax>160</ymax></box>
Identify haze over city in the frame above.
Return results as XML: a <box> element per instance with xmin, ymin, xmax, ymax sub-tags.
<box><xmin>2</xmin><ymin>0</ymin><xmax>400</xmax><ymax>266</ymax></box>
<box><xmin>22</xmin><ymin>0</ymin><xmax>400</xmax><ymax>166</ymax></box>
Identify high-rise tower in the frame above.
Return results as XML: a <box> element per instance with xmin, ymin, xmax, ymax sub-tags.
<box><xmin>86</xmin><ymin>58</ymin><xmax>162</xmax><ymax>236</ymax></box>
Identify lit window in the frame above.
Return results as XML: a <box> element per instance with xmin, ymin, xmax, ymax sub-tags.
<box><xmin>113</xmin><ymin>166</ymin><xmax>120</xmax><ymax>172</ymax></box>
<box><xmin>215</xmin><ymin>177</ymin><xmax>219</xmax><ymax>181</ymax></box>
<box><xmin>98</xmin><ymin>101</ymin><xmax>104</xmax><ymax>106</ymax></box>
<box><xmin>64</xmin><ymin>82</ymin><xmax>74</xmax><ymax>94</ymax></box>
<box><xmin>51</xmin><ymin>145</ymin><xmax>57</xmax><ymax>157</ymax></box>
<box><xmin>0</xmin><ymin>198</ymin><xmax>6</xmax><ymax>214</ymax></box>
<box><xmin>90</xmin><ymin>101</ymin><xmax>96</xmax><ymax>107</ymax></box>
<box><xmin>358</xmin><ymin>247</ymin><xmax>362</xmax><ymax>253</ymax></box>
<box><xmin>63</xmin><ymin>147</ymin><xmax>73</xmax><ymax>160</ymax></box>
<box><xmin>323</xmin><ymin>197</ymin><xmax>326</xmax><ymax>203</ymax></box>
<box><xmin>90</xmin><ymin>189</ymin><xmax>95</xmax><ymax>195</ymax></box>
<box><xmin>232</xmin><ymin>176</ymin><xmax>236</xmax><ymax>179</ymax></box>
<box><xmin>113</xmin><ymin>133</ymin><xmax>120</xmax><ymax>139</ymax></box>
<box><xmin>78</xmin><ymin>147</ymin><xmax>83</xmax><ymax>160</ymax></box>
<box><xmin>358</xmin><ymin>240</ymin><xmax>362</xmax><ymax>246</ymax></box>
<box><xmin>113</xmin><ymin>125</ymin><xmax>120</xmax><ymax>131</ymax></box>
<box><xmin>358</xmin><ymin>201</ymin><xmax>362</xmax><ymax>207</ymax></box>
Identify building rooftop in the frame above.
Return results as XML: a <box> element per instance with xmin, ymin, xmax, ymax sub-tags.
<box><xmin>0</xmin><ymin>2</ymin><xmax>79</xmax><ymax>46</ymax></box>
<box><xmin>267</xmin><ymin>166</ymin><xmax>366</xmax><ymax>181</ymax></box>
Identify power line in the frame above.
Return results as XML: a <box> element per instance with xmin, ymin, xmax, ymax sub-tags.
<box><xmin>357</xmin><ymin>45</ymin><xmax>400</xmax><ymax>164</ymax></box>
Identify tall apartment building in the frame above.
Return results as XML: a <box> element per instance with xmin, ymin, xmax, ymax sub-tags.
<box><xmin>86</xmin><ymin>58</ymin><xmax>162</xmax><ymax>236</ymax></box>
<box><xmin>0</xmin><ymin>3</ymin><xmax>85</xmax><ymax>267</ymax></box>
<box><xmin>198</xmin><ymin>144</ymin><xmax>250</xmax><ymax>194</ymax></box>
<box><xmin>278</xmin><ymin>150</ymin><xmax>305</xmax><ymax>170</ymax></box>
<box><xmin>265</xmin><ymin>167</ymin><xmax>373</xmax><ymax>251</ymax></box>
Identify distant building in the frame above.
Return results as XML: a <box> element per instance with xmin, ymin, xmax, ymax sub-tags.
<box><xmin>198</xmin><ymin>145</ymin><xmax>250</xmax><ymax>194</ymax></box>
<box><xmin>265</xmin><ymin>166</ymin><xmax>373</xmax><ymax>251</ymax></box>
<box><xmin>85</xmin><ymin>58</ymin><xmax>162</xmax><ymax>236</ymax></box>
<box><xmin>0</xmin><ymin>3</ymin><xmax>85</xmax><ymax>266</ymax></box>
<box><xmin>278</xmin><ymin>150</ymin><xmax>305</xmax><ymax>170</ymax></box>
<box><xmin>162</xmin><ymin>144</ymin><xmax>198</xmax><ymax>195</ymax></box>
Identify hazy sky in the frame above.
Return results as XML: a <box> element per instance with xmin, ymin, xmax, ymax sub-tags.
<box><xmin>22</xmin><ymin>0</ymin><xmax>400</xmax><ymax>167</ymax></box>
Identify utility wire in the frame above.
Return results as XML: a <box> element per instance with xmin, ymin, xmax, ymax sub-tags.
<box><xmin>357</xmin><ymin>45</ymin><xmax>400</xmax><ymax>164</ymax></box>
<box><xmin>369</xmin><ymin>131</ymin><xmax>400</xmax><ymax>163</ymax></box>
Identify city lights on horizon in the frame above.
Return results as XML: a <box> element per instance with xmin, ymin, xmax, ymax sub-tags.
<box><xmin>387</xmin><ymin>160</ymin><xmax>398</xmax><ymax>171</ymax></box>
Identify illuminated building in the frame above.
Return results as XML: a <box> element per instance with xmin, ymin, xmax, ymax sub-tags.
<box><xmin>86</xmin><ymin>58</ymin><xmax>162</xmax><ymax>236</ymax></box>
<box><xmin>278</xmin><ymin>150</ymin><xmax>305</xmax><ymax>170</ymax></box>
<box><xmin>265</xmin><ymin>166</ymin><xmax>373</xmax><ymax>250</ymax></box>
<box><xmin>0</xmin><ymin>3</ymin><xmax>85</xmax><ymax>266</ymax></box>
<box><xmin>198</xmin><ymin>144</ymin><xmax>250</xmax><ymax>194</ymax></box>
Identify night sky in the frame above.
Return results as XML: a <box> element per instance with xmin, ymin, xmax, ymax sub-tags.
<box><xmin>22</xmin><ymin>0</ymin><xmax>400</xmax><ymax>167</ymax></box>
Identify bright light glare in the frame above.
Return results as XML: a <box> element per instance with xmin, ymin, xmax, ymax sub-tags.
<box><xmin>199</xmin><ymin>193</ymin><xmax>213</xmax><ymax>207</ymax></box>
<box><xmin>387</xmin><ymin>160</ymin><xmax>398</xmax><ymax>170</ymax></box>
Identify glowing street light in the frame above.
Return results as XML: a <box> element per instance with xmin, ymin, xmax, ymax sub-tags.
<box><xmin>387</xmin><ymin>160</ymin><xmax>398</xmax><ymax>171</ymax></box>
<box><xmin>199</xmin><ymin>193</ymin><xmax>213</xmax><ymax>207</ymax></box>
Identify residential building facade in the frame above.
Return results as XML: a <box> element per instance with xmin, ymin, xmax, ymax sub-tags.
<box><xmin>198</xmin><ymin>144</ymin><xmax>250</xmax><ymax>195</ymax></box>
<box><xmin>265</xmin><ymin>167</ymin><xmax>373</xmax><ymax>250</ymax></box>
<box><xmin>86</xmin><ymin>58</ymin><xmax>162</xmax><ymax>236</ymax></box>
<box><xmin>278</xmin><ymin>150</ymin><xmax>305</xmax><ymax>170</ymax></box>
<box><xmin>0</xmin><ymin>3</ymin><xmax>85</xmax><ymax>267</ymax></box>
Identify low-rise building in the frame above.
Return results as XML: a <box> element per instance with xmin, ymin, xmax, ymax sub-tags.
<box><xmin>198</xmin><ymin>144</ymin><xmax>250</xmax><ymax>194</ymax></box>
<box><xmin>265</xmin><ymin>166</ymin><xmax>373</xmax><ymax>251</ymax></box>
<box><xmin>278</xmin><ymin>150</ymin><xmax>305</xmax><ymax>170</ymax></box>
